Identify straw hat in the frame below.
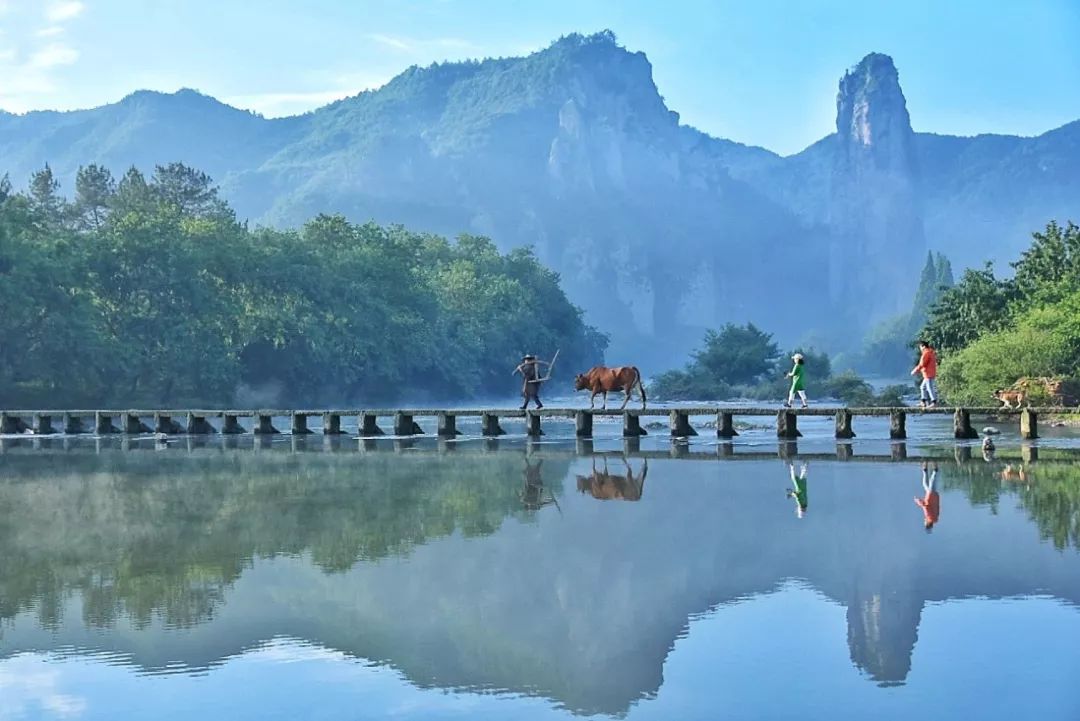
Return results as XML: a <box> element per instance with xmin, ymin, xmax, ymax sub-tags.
<box><xmin>522</xmin><ymin>354</ymin><xmax>537</xmax><ymax>361</ymax></box>
<box><xmin>792</xmin><ymin>353</ymin><xmax>804</xmax><ymax>361</ymax></box>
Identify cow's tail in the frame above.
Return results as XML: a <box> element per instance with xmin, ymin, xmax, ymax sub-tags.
<box><xmin>634</xmin><ymin>366</ymin><xmax>647</xmax><ymax>408</ymax></box>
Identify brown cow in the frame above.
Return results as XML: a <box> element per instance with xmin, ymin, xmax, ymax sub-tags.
<box><xmin>574</xmin><ymin>366</ymin><xmax>647</xmax><ymax>409</ymax></box>
<box><xmin>576</xmin><ymin>458</ymin><xmax>647</xmax><ymax>502</ymax></box>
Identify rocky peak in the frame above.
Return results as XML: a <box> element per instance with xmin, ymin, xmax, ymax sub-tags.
<box><xmin>836</xmin><ymin>53</ymin><xmax>913</xmax><ymax>169</ymax></box>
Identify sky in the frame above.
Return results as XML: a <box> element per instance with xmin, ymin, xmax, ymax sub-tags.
<box><xmin>1</xmin><ymin>0</ymin><xmax>1079</xmax><ymax>155</ymax></box>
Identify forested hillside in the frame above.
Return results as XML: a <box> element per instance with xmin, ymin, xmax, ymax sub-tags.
<box><xmin>0</xmin><ymin>164</ymin><xmax>604</xmax><ymax>407</ymax></box>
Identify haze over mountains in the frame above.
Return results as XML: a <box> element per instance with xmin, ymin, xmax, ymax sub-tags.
<box><xmin>2</xmin><ymin>31</ymin><xmax>1077</xmax><ymax>367</ymax></box>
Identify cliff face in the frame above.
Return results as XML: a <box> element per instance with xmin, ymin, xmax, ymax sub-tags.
<box><xmin>2</xmin><ymin>36</ymin><xmax>1078</xmax><ymax>364</ymax></box>
<box><xmin>829</xmin><ymin>53</ymin><xmax>925</xmax><ymax>318</ymax></box>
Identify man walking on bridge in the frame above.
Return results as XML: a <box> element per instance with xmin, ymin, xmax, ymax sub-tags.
<box><xmin>514</xmin><ymin>354</ymin><xmax>550</xmax><ymax>410</ymax></box>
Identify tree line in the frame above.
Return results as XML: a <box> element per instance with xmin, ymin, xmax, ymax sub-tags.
<box><xmin>0</xmin><ymin>163</ymin><xmax>606</xmax><ymax>407</ymax></box>
<box><xmin>922</xmin><ymin>220</ymin><xmax>1080</xmax><ymax>404</ymax></box>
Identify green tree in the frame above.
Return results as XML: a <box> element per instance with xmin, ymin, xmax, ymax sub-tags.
<box><xmin>74</xmin><ymin>164</ymin><xmax>116</xmax><ymax>231</ymax></box>
<box><xmin>923</xmin><ymin>264</ymin><xmax>1016</xmax><ymax>352</ymax></box>
<box><xmin>692</xmin><ymin>323</ymin><xmax>778</xmax><ymax>386</ymax></box>
<box><xmin>28</xmin><ymin>164</ymin><xmax>66</xmax><ymax>228</ymax></box>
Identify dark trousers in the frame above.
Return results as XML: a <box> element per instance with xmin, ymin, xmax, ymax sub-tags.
<box><xmin>522</xmin><ymin>384</ymin><xmax>542</xmax><ymax>408</ymax></box>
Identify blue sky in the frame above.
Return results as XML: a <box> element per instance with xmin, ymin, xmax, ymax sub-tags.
<box><xmin>1</xmin><ymin>0</ymin><xmax>1078</xmax><ymax>154</ymax></box>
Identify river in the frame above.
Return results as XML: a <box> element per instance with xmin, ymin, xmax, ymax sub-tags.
<box><xmin>1</xmin><ymin>429</ymin><xmax>1079</xmax><ymax>720</ymax></box>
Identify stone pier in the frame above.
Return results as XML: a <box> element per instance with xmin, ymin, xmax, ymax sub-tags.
<box><xmin>360</xmin><ymin>413</ymin><xmax>384</xmax><ymax>437</ymax></box>
<box><xmin>526</xmin><ymin>412</ymin><xmax>543</xmax><ymax>437</ymax></box>
<box><xmin>394</xmin><ymin>413</ymin><xmax>422</xmax><ymax>436</ymax></box>
<box><xmin>953</xmin><ymin>409</ymin><xmax>978</xmax><ymax>439</ymax></box>
<box><xmin>776</xmin><ymin>411</ymin><xmax>800</xmax><ymax>439</ymax></box>
<box><xmin>889</xmin><ymin>411</ymin><xmax>907</xmax><ymax>440</ymax></box>
<box><xmin>254</xmin><ymin>414</ymin><xmax>280</xmax><ymax>435</ymax></box>
<box><xmin>222</xmin><ymin>414</ymin><xmax>245</xmax><ymax>434</ymax></box>
<box><xmin>64</xmin><ymin>412</ymin><xmax>86</xmax><ymax>434</ymax></box>
<box><xmin>669</xmin><ymin>411</ymin><xmax>697</xmax><ymax>437</ymax></box>
<box><xmin>186</xmin><ymin>413</ymin><xmax>217</xmax><ymax>434</ymax></box>
<box><xmin>322</xmin><ymin>413</ymin><xmax>345</xmax><ymax>435</ymax></box>
<box><xmin>154</xmin><ymin>413</ymin><xmax>184</xmax><ymax>434</ymax></box>
<box><xmin>834</xmin><ymin>409</ymin><xmax>855</xmax><ymax>439</ymax></box>
<box><xmin>481</xmin><ymin>413</ymin><xmax>505</xmax><ymax>437</ymax></box>
<box><xmin>623</xmin><ymin>413</ymin><xmax>646</xmax><ymax>437</ymax></box>
<box><xmin>1020</xmin><ymin>409</ymin><xmax>1038</xmax><ymax>440</ymax></box>
<box><xmin>291</xmin><ymin>413</ymin><xmax>313</xmax><ymax>435</ymax></box>
<box><xmin>95</xmin><ymin>412</ymin><xmax>120</xmax><ymax>434</ymax></box>
<box><xmin>437</xmin><ymin>413</ymin><xmax>460</xmax><ymax>438</ymax></box>
<box><xmin>33</xmin><ymin>413</ymin><xmax>55</xmax><ymax>435</ymax></box>
<box><xmin>575</xmin><ymin>411</ymin><xmax>593</xmax><ymax>438</ymax></box>
<box><xmin>717</xmin><ymin>412</ymin><xmax>738</xmax><ymax>439</ymax></box>
<box><xmin>125</xmin><ymin>413</ymin><xmax>153</xmax><ymax>435</ymax></box>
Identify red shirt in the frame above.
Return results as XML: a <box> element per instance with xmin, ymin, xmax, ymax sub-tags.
<box><xmin>915</xmin><ymin>492</ymin><xmax>940</xmax><ymax>525</ymax></box>
<box><xmin>915</xmin><ymin>348</ymin><xmax>937</xmax><ymax>379</ymax></box>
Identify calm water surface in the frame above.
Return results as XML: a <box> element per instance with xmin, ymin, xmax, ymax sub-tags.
<box><xmin>1</xmin><ymin>434</ymin><xmax>1079</xmax><ymax>720</ymax></box>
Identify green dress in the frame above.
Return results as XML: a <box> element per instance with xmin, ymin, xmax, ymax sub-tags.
<box><xmin>790</xmin><ymin>363</ymin><xmax>805</xmax><ymax>392</ymax></box>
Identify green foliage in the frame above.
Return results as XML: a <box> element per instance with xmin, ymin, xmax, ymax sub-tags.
<box><xmin>923</xmin><ymin>264</ymin><xmax>1017</xmax><ymax>352</ymax></box>
<box><xmin>0</xmin><ymin>163</ymin><xmax>605</xmax><ymax>406</ymax></box>
<box><xmin>653</xmin><ymin>329</ymin><xmax>900</xmax><ymax>405</ymax></box>
<box><xmin>937</xmin><ymin>289</ymin><xmax>1080</xmax><ymax>404</ymax></box>
<box><xmin>692</xmin><ymin>323</ymin><xmax>779</xmax><ymax>386</ymax></box>
<box><xmin>651</xmin><ymin>323</ymin><xmax>777</xmax><ymax>400</ymax></box>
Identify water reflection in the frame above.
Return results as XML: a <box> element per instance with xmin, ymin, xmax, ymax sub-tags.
<box><xmin>915</xmin><ymin>462</ymin><xmax>941</xmax><ymax>531</ymax></box>
<box><xmin>1</xmin><ymin>447</ymin><xmax>1080</xmax><ymax>716</ymax></box>
<box><xmin>576</xmin><ymin>457</ymin><xmax>647</xmax><ymax>502</ymax></box>
<box><xmin>786</xmin><ymin>461</ymin><xmax>808</xmax><ymax>517</ymax></box>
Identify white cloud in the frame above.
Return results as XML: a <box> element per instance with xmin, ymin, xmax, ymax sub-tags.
<box><xmin>0</xmin><ymin>47</ymin><xmax>14</xmax><ymax>62</ymax></box>
<box><xmin>368</xmin><ymin>33</ymin><xmax>413</xmax><ymax>51</ymax></box>
<box><xmin>29</xmin><ymin>42</ymin><xmax>78</xmax><ymax>68</ymax></box>
<box><xmin>0</xmin><ymin>659</ymin><xmax>88</xmax><ymax>719</ymax></box>
<box><xmin>45</xmin><ymin>1</ymin><xmax>84</xmax><ymax>23</ymax></box>
<box><xmin>37</xmin><ymin>25</ymin><xmax>65</xmax><ymax>37</ymax></box>
<box><xmin>366</xmin><ymin>33</ymin><xmax>479</xmax><ymax>55</ymax></box>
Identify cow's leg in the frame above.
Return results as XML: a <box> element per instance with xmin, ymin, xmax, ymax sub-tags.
<box><xmin>602</xmin><ymin>391</ymin><xmax>608</xmax><ymax>410</ymax></box>
<box><xmin>590</xmin><ymin>390</ymin><xmax>598</xmax><ymax>409</ymax></box>
<box><xmin>621</xmin><ymin>387</ymin><xmax>632</xmax><ymax>409</ymax></box>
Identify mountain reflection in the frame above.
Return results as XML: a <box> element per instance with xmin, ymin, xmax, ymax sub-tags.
<box><xmin>1</xmin><ymin>448</ymin><xmax>1079</xmax><ymax>715</ymax></box>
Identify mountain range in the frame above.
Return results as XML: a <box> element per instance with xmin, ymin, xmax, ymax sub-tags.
<box><xmin>3</xmin><ymin>31</ymin><xmax>1077</xmax><ymax>367</ymax></box>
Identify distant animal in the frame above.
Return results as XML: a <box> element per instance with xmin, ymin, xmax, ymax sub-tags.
<box><xmin>993</xmin><ymin>388</ymin><xmax>1026</xmax><ymax>409</ymax></box>
<box><xmin>574</xmin><ymin>366</ymin><xmax>647</xmax><ymax>409</ymax></box>
<box><xmin>982</xmin><ymin>436</ymin><xmax>996</xmax><ymax>453</ymax></box>
<box><xmin>576</xmin><ymin>458</ymin><xmax>647</xmax><ymax>502</ymax></box>
<box><xmin>981</xmin><ymin>426</ymin><xmax>1001</xmax><ymax>436</ymax></box>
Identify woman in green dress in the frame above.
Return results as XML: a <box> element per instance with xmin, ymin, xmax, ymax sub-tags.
<box><xmin>783</xmin><ymin>353</ymin><xmax>808</xmax><ymax>409</ymax></box>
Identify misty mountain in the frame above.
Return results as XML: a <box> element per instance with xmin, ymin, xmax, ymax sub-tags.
<box><xmin>2</xmin><ymin>31</ymin><xmax>1078</xmax><ymax>368</ymax></box>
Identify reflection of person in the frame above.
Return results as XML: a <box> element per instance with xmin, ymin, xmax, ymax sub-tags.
<box><xmin>520</xmin><ymin>458</ymin><xmax>553</xmax><ymax>510</ymax></box>
<box><xmin>915</xmin><ymin>462</ymin><xmax>940</xmax><ymax>531</ymax></box>
<box><xmin>514</xmin><ymin>354</ymin><xmax>550</xmax><ymax>410</ymax></box>
<box><xmin>785</xmin><ymin>461</ymin><xmax>808</xmax><ymax>518</ymax></box>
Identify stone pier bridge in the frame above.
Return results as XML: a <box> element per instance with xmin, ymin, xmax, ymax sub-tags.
<box><xmin>0</xmin><ymin>406</ymin><xmax>1071</xmax><ymax>441</ymax></box>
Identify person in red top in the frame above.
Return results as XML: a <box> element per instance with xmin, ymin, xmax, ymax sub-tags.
<box><xmin>914</xmin><ymin>461</ymin><xmax>940</xmax><ymax>531</ymax></box>
<box><xmin>911</xmin><ymin>340</ymin><xmax>939</xmax><ymax>408</ymax></box>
